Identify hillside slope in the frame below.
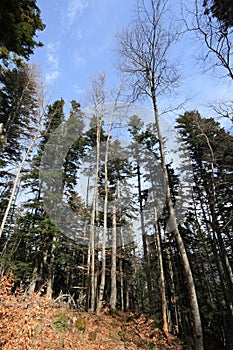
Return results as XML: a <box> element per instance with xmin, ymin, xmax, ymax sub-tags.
<box><xmin>0</xmin><ymin>275</ymin><xmax>189</xmax><ymax>349</ymax></box>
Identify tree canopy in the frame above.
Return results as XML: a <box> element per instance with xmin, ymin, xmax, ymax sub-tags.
<box><xmin>203</xmin><ymin>0</ymin><xmax>233</xmax><ymax>30</ymax></box>
<box><xmin>0</xmin><ymin>1</ymin><xmax>233</xmax><ymax>349</ymax></box>
<box><xmin>0</xmin><ymin>0</ymin><xmax>45</xmax><ymax>62</ymax></box>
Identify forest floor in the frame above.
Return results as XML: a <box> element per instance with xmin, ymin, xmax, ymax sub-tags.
<box><xmin>0</xmin><ymin>276</ymin><xmax>191</xmax><ymax>349</ymax></box>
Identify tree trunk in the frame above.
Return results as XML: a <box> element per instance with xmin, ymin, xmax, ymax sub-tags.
<box><xmin>89</xmin><ymin>114</ymin><xmax>101</xmax><ymax>311</ymax></box>
<box><xmin>110</xmin><ymin>203</ymin><xmax>117</xmax><ymax>310</ymax></box>
<box><xmin>97</xmin><ymin>124</ymin><xmax>110</xmax><ymax>314</ymax></box>
<box><xmin>151</xmin><ymin>87</ymin><xmax>203</xmax><ymax>349</ymax></box>
<box><xmin>0</xmin><ymin>117</ymin><xmax>43</xmax><ymax>239</ymax></box>
<box><xmin>136</xmin><ymin>162</ymin><xmax>154</xmax><ymax>315</ymax></box>
<box><xmin>154</xmin><ymin>207</ymin><xmax>169</xmax><ymax>337</ymax></box>
<box><xmin>46</xmin><ymin>235</ymin><xmax>57</xmax><ymax>298</ymax></box>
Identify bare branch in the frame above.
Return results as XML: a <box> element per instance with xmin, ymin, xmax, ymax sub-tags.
<box><xmin>116</xmin><ymin>0</ymin><xmax>180</xmax><ymax>102</ymax></box>
<box><xmin>182</xmin><ymin>0</ymin><xmax>233</xmax><ymax>80</ymax></box>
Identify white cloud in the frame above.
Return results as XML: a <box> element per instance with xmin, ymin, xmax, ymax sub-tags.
<box><xmin>46</xmin><ymin>42</ymin><xmax>61</xmax><ymax>84</ymax></box>
<box><xmin>45</xmin><ymin>70</ymin><xmax>60</xmax><ymax>84</ymax></box>
<box><xmin>73</xmin><ymin>84</ymin><xmax>84</xmax><ymax>95</ymax></box>
<box><xmin>67</xmin><ymin>0</ymin><xmax>88</xmax><ymax>24</ymax></box>
<box><xmin>74</xmin><ymin>52</ymin><xmax>86</xmax><ymax>68</ymax></box>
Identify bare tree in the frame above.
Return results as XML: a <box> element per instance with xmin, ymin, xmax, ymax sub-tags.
<box><xmin>182</xmin><ymin>0</ymin><xmax>233</xmax><ymax>126</ymax></box>
<box><xmin>116</xmin><ymin>1</ymin><xmax>204</xmax><ymax>348</ymax></box>
<box><xmin>86</xmin><ymin>72</ymin><xmax>107</xmax><ymax>311</ymax></box>
<box><xmin>182</xmin><ymin>0</ymin><xmax>233</xmax><ymax>80</ymax></box>
<box><xmin>96</xmin><ymin>83</ymin><xmax>123</xmax><ymax>314</ymax></box>
<box><xmin>96</xmin><ymin>75</ymin><xmax>112</xmax><ymax>314</ymax></box>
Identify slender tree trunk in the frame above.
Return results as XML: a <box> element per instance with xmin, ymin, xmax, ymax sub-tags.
<box><xmin>136</xmin><ymin>162</ymin><xmax>153</xmax><ymax>315</ymax></box>
<box><xmin>89</xmin><ymin>115</ymin><xmax>101</xmax><ymax>311</ymax></box>
<box><xmin>164</xmin><ymin>231</ymin><xmax>180</xmax><ymax>334</ymax></box>
<box><xmin>110</xmin><ymin>203</ymin><xmax>117</xmax><ymax>310</ymax></box>
<box><xmin>150</xmin><ymin>84</ymin><xmax>203</xmax><ymax>349</ymax></box>
<box><xmin>85</xmin><ymin>177</ymin><xmax>91</xmax><ymax>310</ymax></box>
<box><xmin>133</xmin><ymin>245</ymin><xmax>143</xmax><ymax>314</ymax></box>
<box><xmin>154</xmin><ymin>207</ymin><xmax>169</xmax><ymax>337</ymax></box>
<box><xmin>0</xmin><ymin>118</ymin><xmax>43</xmax><ymax>238</ymax></box>
<box><xmin>196</xmin><ymin>118</ymin><xmax>233</xmax><ymax>290</ymax></box>
<box><xmin>97</xmin><ymin>116</ymin><xmax>112</xmax><ymax>314</ymax></box>
<box><xmin>119</xmin><ymin>226</ymin><xmax>125</xmax><ymax>312</ymax></box>
<box><xmin>119</xmin><ymin>258</ymin><xmax>124</xmax><ymax>311</ymax></box>
<box><xmin>117</xmin><ymin>0</ymin><xmax>203</xmax><ymax>345</ymax></box>
<box><xmin>46</xmin><ymin>235</ymin><xmax>57</xmax><ymax>298</ymax></box>
<box><xmin>85</xmin><ymin>235</ymin><xmax>91</xmax><ymax>310</ymax></box>
<box><xmin>27</xmin><ymin>244</ymin><xmax>42</xmax><ymax>294</ymax></box>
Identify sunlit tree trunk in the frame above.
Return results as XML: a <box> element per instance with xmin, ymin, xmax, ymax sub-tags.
<box><xmin>89</xmin><ymin>117</ymin><xmax>100</xmax><ymax>311</ymax></box>
<box><xmin>97</xmin><ymin>119</ymin><xmax>111</xmax><ymax>314</ymax></box>
<box><xmin>136</xmin><ymin>162</ymin><xmax>153</xmax><ymax>315</ymax></box>
<box><xmin>153</xmin><ymin>94</ymin><xmax>203</xmax><ymax>349</ymax></box>
<box><xmin>0</xmin><ymin>112</ymin><xmax>43</xmax><ymax>239</ymax></box>
<box><xmin>110</xmin><ymin>203</ymin><xmax>117</xmax><ymax>310</ymax></box>
<box><xmin>46</xmin><ymin>235</ymin><xmax>57</xmax><ymax>298</ymax></box>
<box><xmin>87</xmin><ymin>72</ymin><xmax>107</xmax><ymax>312</ymax></box>
<box><xmin>117</xmin><ymin>1</ymin><xmax>204</xmax><ymax>347</ymax></box>
<box><xmin>154</xmin><ymin>207</ymin><xmax>169</xmax><ymax>337</ymax></box>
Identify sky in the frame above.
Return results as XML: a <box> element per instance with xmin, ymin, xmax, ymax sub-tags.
<box><xmin>31</xmin><ymin>0</ymin><xmax>136</xmax><ymax>104</ymax></box>
<box><xmin>31</xmin><ymin>0</ymin><xmax>233</xmax><ymax>129</ymax></box>
<box><xmin>31</xmin><ymin>0</ymin><xmax>232</xmax><ymax>240</ymax></box>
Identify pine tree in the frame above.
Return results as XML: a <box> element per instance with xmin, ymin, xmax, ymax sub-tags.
<box><xmin>0</xmin><ymin>0</ymin><xmax>45</xmax><ymax>63</ymax></box>
<box><xmin>176</xmin><ymin>110</ymin><xmax>233</xmax><ymax>349</ymax></box>
<box><xmin>0</xmin><ymin>64</ymin><xmax>43</xmax><ymax>244</ymax></box>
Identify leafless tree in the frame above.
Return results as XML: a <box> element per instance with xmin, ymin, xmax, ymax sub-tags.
<box><xmin>116</xmin><ymin>1</ymin><xmax>204</xmax><ymax>348</ymax></box>
<box><xmin>86</xmin><ymin>72</ymin><xmax>107</xmax><ymax>311</ymax></box>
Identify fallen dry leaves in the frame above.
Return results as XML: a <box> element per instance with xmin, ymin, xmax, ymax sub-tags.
<box><xmin>0</xmin><ymin>274</ymin><xmax>187</xmax><ymax>349</ymax></box>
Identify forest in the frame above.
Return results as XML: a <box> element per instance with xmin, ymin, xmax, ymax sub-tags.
<box><xmin>0</xmin><ymin>1</ymin><xmax>232</xmax><ymax>349</ymax></box>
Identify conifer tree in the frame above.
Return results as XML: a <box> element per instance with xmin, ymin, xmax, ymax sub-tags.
<box><xmin>117</xmin><ymin>1</ymin><xmax>204</xmax><ymax>347</ymax></box>
<box><xmin>176</xmin><ymin>110</ymin><xmax>233</xmax><ymax>349</ymax></box>
<box><xmin>0</xmin><ymin>0</ymin><xmax>45</xmax><ymax>63</ymax></box>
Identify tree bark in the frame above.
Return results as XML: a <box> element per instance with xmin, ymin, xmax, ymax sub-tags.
<box><xmin>136</xmin><ymin>162</ymin><xmax>154</xmax><ymax>315</ymax></box>
<box><xmin>150</xmin><ymin>84</ymin><xmax>203</xmax><ymax>349</ymax></box>
<box><xmin>46</xmin><ymin>235</ymin><xmax>57</xmax><ymax>298</ymax></box>
<box><xmin>97</xmin><ymin>117</ymin><xmax>111</xmax><ymax>314</ymax></box>
<box><xmin>110</xmin><ymin>203</ymin><xmax>117</xmax><ymax>310</ymax></box>
<box><xmin>89</xmin><ymin>116</ymin><xmax>100</xmax><ymax>311</ymax></box>
<box><xmin>154</xmin><ymin>207</ymin><xmax>169</xmax><ymax>337</ymax></box>
<box><xmin>0</xmin><ymin>117</ymin><xmax>43</xmax><ymax>238</ymax></box>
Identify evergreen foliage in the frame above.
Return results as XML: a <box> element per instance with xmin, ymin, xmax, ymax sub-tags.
<box><xmin>0</xmin><ymin>0</ymin><xmax>45</xmax><ymax>63</ymax></box>
<box><xmin>203</xmin><ymin>0</ymin><xmax>233</xmax><ymax>30</ymax></box>
<box><xmin>1</xmin><ymin>0</ymin><xmax>233</xmax><ymax>348</ymax></box>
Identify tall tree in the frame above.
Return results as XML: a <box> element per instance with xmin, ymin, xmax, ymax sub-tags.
<box><xmin>85</xmin><ymin>73</ymin><xmax>107</xmax><ymax>311</ymax></box>
<box><xmin>176</xmin><ymin>110</ymin><xmax>233</xmax><ymax>349</ymax></box>
<box><xmin>117</xmin><ymin>1</ymin><xmax>204</xmax><ymax>348</ymax></box>
<box><xmin>3</xmin><ymin>99</ymin><xmax>87</xmax><ymax>296</ymax></box>
<box><xmin>0</xmin><ymin>64</ymin><xmax>43</xmax><ymax>239</ymax></box>
<box><xmin>128</xmin><ymin>116</ymin><xmax>155</xmax><ymax>316</ymax></box>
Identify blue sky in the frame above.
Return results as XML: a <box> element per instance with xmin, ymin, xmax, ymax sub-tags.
<box><xmin>31</xmin><ymin>0</ymin><xmax>136</xmax><ymax>103</ymax></box>
<box><xmin>31</xmin><ymin>0</ymin><xmax>233</xmax><ymax>128</ymax></box>
<box><xmin>31</xmin><ymin>0</ymin><xmax>231</xmax><ymax>236</ymax></box>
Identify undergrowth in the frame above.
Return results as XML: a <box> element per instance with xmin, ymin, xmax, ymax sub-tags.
<box><xmin>0</xmin><ymin>274</ymin><xmax>187</xmax><ymax>349</ymax></box>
